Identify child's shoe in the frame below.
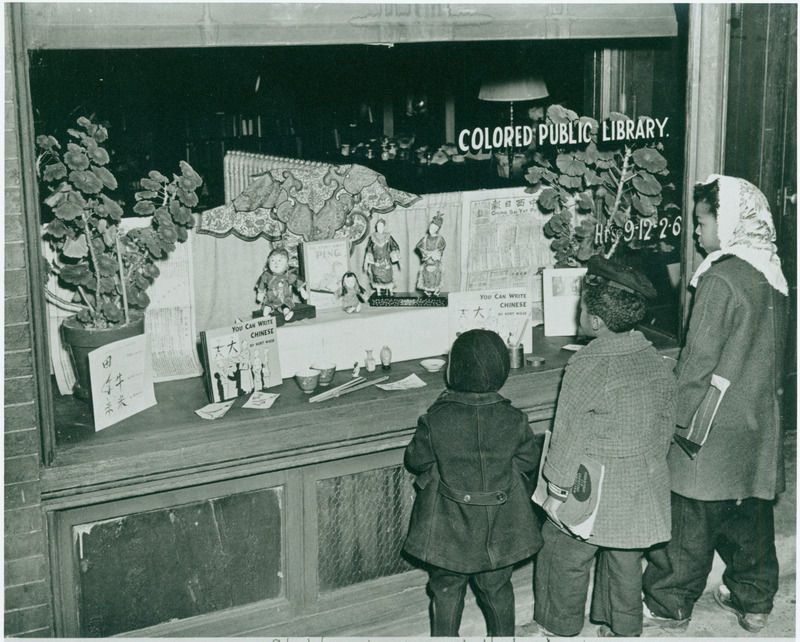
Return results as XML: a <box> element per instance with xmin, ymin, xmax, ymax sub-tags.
<box><xmin>642</xmin><ymin>602</ymin><xmax>690</xmax><ymax>631</ymax></box>
<box><xmin>713</xmin><ymin>585</ymin><xmax>768</xmax><ymax>633</ymax></box>
<box><xmin>597</xmin><ymin>624</ymin><xmax>635</xmax><ymax>637</ymax></box>
<box><xmin>529</xmin><ymin>621</ymin><xmax>559</xmax><ymax>637</ymax></box>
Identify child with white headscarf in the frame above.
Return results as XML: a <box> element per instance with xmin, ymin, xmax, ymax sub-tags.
<box><xmin>642</xmin><ymin>175</ymin><xmax>789</xmax><ymax>635</ymax></box>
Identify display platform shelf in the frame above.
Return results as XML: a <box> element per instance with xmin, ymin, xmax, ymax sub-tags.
<box><xmin>42</xmin><ymin>325</ymin><xmax>677</xmax><ymax>637</ymax></box>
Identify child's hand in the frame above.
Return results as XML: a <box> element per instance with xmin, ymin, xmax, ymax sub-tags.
<box><xmin>543</xmin><ymin>495</ymin><xmax>565</xmax><ymax>529</ymax></box>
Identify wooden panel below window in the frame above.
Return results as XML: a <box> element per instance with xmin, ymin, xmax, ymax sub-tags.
<box><xmin>73</xmin><ymin>487</ymin><xmax>283</xmax><ymax>636</ymax></box>
<box><xmin>316</xmin><ymin>464</ymin><xmax>415</xmax><ymax>592</ymax></box>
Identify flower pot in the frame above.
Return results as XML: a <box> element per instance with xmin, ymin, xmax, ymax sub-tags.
<box><xmin>61</xmin><ymin>312</ymin><xmax>145</xmax><ymax>401</ymax></box>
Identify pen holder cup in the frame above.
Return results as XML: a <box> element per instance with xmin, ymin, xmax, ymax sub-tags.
<box><xmin>509</xmin><ymin>345</ymin><xmax>524</xmax><ymax>369</ymax></box>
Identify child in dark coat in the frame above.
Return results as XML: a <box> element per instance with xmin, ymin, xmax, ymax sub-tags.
<box><xmin>403</xmin><ymin>329</ymin><xmax>542</xmax><ymax>636</ymax></box>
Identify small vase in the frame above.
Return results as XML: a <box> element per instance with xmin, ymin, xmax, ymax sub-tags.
<box><xmin>365</xmin><ymin>349</ymin><xmax>376</xmax><ymax>372</ymax></box>
<box><xmin>380</xmin><ymin>345</ymin><xmax>392</xmax><ymax>370</ymax></box>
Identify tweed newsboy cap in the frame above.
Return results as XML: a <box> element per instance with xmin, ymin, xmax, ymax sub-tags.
<box><xmin>586</xmin><ymin>255</ymin><xmax>657</xmax><ymax>299</ymax></box>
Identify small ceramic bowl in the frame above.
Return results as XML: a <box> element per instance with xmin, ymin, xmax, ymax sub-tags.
<box><xmin>294</xmin><ymin>369</ymin><xmax>320</xmax><ymax>394</ymax></box>
<box><xmin>420</xmin><ymin>358</ymin><xmax>447</xmax><ymax>373</ymax></box>
<box><xmin>310</xmin><ymin>362</ymin><xmax>336</xmax><ymax>386</ymax></box>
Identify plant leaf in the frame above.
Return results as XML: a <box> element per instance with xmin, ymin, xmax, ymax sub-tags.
<box><xmin>100</xmin><ymin>301</ymin><xmax>124</xmax><ymax>323</ymax></box>
<box><xmin>148</xmin><ymin>170</ymin><xmax>168</xmax><ymax>183</ymax></box>
<box><xmin>632</xmin><ymin>171</ymin><xmax>662</xmax><ymax>196</ymax></box>
<box><xmin>64</xmin><ymin>150</ymin><xmax>90</xmax><ymax>171</ymax></box>
<box><xmin>44</xmin><ymin>218</ymin><xmax>69</xmax><ymax>239</ymax></box>
<box><xmin>632</xmin><ymin>147</ymin><xmax>668</xmax><ymax>173</ymax></box>
<box><xmin>36</xmin><ymin>134</ymin><xmax>60</xmax><ymax>150</ymax></box>
<box><xmin>60</xmin><ymin>263</ymin><xmax>94</xmax><ymax>287</ymax></box>
<box><xmin>176</xmin><ymin>188</ymin><xmax>199</xmax><ymax>208</ymax></box>
<box><xmin>55</xmin><ymin>199</ymin><xmax>84</xmax><ymax>221</ymax></box>
<box><xmin>87</xmin><ymin>145</ymin><xmax>110</xmax><ymax>166</ymax></box>
<box><xmin>140</xmin><ymin>178</ymin><xmax>162</xmax><ymax>191</ymax></box>
<box><xmin>632</xmin><ymin>194</ymin><xmax>657</xmax><ymax>217</ymax></box>
<box><xmin>93</xmin><ymin>124</ymin><xmax>108</xmax><ymax>144</ymax></box>
<box><xmin>42</xmin><ymin>162</ymin><xmax>67</xmax><ymax>182</ymax></box>
<box><xmin>98</xmin><ymin>277</ymin><xmax>118</xmax><ymax>294</ymax></box>
<box><xmin>179</xmin><ymin>160</ymin><xmax>203</xmax><ymax>188</ymax></box>
<box><xmin>91</xmin><ymin>165</ymin><xmax>117</xmax><ymax>190</ymax></box>
<box><xmin>576</xmin><ymin>236</ymin><xmax>596</xmax><ymax>261</ymax></box>
<box><xmin>134</xmin><ymin>201</ymin><xmax>156</xmax><ymax>215</ymax></box>
<box><xmin>556</xmin><ymin>153</ymin><xmax>586</xmax><ymax>177</ymax></box>
<box><xmin>537</xmin><ymin>187</ymin><xmax>559</xmax><ymax>211</ymax></box>
<box><xmin>612</xmin><ymin>207</ymin><xmax>631</xmax><ymax>226</ymax></box>
<box><xmin>95</xmin><ymin>254</ymin><xmax>118</xmax><ymax>277</ymax></box>
<box><xmin>576</xmin><ymin>191</ymin><xmax>594</xmax><ymax>211</ymax></box>
<box><xmin>62</xmin><ymin>234</ymin><xmax>89</xmax><ymax>259</ymax></box>
<box><xmin>574</xmin><ymin>141</ymin><xmax>600</xmax><ymax>164</ymax></box>
<box><xmin>558</xmin><ymin>174</ymin><xmax>583</xmax><ymax>189</ymax></box>
<box><xmin>99</xmin><ymin>194</ymin><xmax>124</xmax><ymax>221</ymax></box>
<box><xmin>69</xmin><ymin>170</ymin><xmax>104</xmax><ymax>194</ymax></box>
<box><xmin>547</xmin><ymin>104</ymin><xmax>579</xmax><ymax>124</ymax></box>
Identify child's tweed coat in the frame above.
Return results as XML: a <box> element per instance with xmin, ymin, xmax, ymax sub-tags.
<box><xmin>543</xmin><ymin>331</ymin><xmax>676</xmax><ymax>548</ymax></box>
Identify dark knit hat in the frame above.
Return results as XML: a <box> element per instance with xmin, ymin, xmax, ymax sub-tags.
<box><xmin>447</xmin><ymin>329</ymin><xmax>510</xmax><ymax>393</ymax></box>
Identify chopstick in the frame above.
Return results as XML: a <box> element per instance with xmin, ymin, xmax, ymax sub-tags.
<box><xmin>331</xmin><ymin>376</ymin><xmax>389</xmax><ymax>399</ymax></box>
<box><xmin>309</xmin><ymin>376</ymin><xmax>389</xmax><ymax>402</ymax></box>
<box><xmin>309</xmin><ymin>376</ymin><xmax>365</xmax><ymax>403</ymax></box>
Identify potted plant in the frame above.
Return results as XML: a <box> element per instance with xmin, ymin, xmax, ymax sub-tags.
<box><xmin>37</xmin><ymin>116</ymin><xmax>203</xmax><ymax>399</ymax></box>
<box><xmin>525</xmin><ymin>105</ymin><xmax>680</xmax><ymax>267</ymax></box>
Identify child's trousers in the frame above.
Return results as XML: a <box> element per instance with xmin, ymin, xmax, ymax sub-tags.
<box><xmin>428</xmin><ymin>564</ymin><xmax>515</xmax><ymax>636</ymax></box>
<box><xmin>534</xmin><ymin>521</ymin><xmax>644</xmax><ymax>637</ymax></box>
<box><xmin>643</xmin><ymin>493</ymin><xmax>779</xmax><ymax>620</ymax></box>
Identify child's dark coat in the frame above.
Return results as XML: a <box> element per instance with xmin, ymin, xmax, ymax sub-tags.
<box><xmin>403</xmin><ymin>330</ymin><xmax>542</xmax><ymax>573</ymax></box>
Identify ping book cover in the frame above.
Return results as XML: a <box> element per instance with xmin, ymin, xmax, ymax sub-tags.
<box><xmin>200</xmin><ymin>316</ymin><xmax>282</xmax><ymax>403</ymax></box>
<box><xmin>533</xmin><ymin>430</ymin><xmax>605</xmax><ymax>539</ymax></box>
<box><xmin>299</xmin><ymin>238</ymin><xmax>351</xmax><ymax>309</ymax></box>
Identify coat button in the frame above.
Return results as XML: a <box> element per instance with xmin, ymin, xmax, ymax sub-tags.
<box><xmin>497</xmin><ymin>492</ymin><xmax>506</xmax><ymax>501</ymax></box>
<box><xmin>463</xmin><ymin>494</ymin><xmax>471</xmax><ymax>502</ymax></box>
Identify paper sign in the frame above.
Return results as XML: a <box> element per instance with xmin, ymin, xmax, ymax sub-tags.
<box><xmin>89</xmin><ymin>334</ymin><xmax>156</xmax><ymax>431</ymax></box>
<box><xmin>376</xmin><ymin>374</ymin><xmax>427</xmax><ymax>391</ymax></box>
<box><xmin>195</xmin><ymin>399</ymin><xmax>236</xmax><ymax>420</ymax></box>
<box><xmin>242</xmin><ymin>391</ymin><xmax>280</xmax><ymax>409</ymax></box>
<box><xmin>447</xmin><ymin>288</ymin><xmax>533</xmax><ymax>352</ymax></box>
<box><xmin>542</xmin><ymin>267</ymin><xmax>587</xmax><ymax>337</ymax></box>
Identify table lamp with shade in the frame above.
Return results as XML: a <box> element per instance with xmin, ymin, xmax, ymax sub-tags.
<box><xmin>478</xmin><ymin>76</ymin><xmax>549</xmax><ymax>178</ymax></box>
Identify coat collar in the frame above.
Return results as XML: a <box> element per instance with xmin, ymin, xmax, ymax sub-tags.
<box><xmin>439</xmin><ymin>389</ymin><xmax>506</xmax><ymax>406</ymax></box>
<box><xmin>568</xmin><ymin>330</ymin><xmax>652</xmax><ymax>361</ymax></box>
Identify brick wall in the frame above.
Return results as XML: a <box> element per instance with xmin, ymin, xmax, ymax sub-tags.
<box><xmin>4</xmin><ymin>9</ymin><xmax>54</xmax><ymax>638</ymax></box>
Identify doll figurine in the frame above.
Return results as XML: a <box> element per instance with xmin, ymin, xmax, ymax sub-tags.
<box><xmin>415</xmin><ymin>212</ymin><xmax>446</xmax><ymax>296</ymax></box>
<box><xmin>338</xmin><ymin>271</ymin><xmax>366</xmax><ymax>313</ymax></box>
<box><xmin>364</xmin><ymin>218</ymin><xmax>401</xmax><ymax>296</ymax></box>
<box><xmin>256</xmin><ymin>247</ymin><xmax>308</xmax><ymax>321</ymax></box>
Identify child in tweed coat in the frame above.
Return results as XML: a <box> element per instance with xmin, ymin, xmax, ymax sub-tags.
<box><xmin>533</xmin><ymin>256</ymin><xmax>676</xmax><ymax>638</ymax></box>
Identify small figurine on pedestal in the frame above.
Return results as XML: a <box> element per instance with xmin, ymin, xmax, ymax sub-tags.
<box><xmin>364</xmin><ymin>218</ymin><xmax>401</xmax><ymax>296</ymax></box>
<box><xmin>338</xmin><ymin>271</ymin><xmax>366</xmax><ymax>314</ymax></box>
<box><xmin>415</xmin><ymin>212</ymin><xmax>446</xmax><ymax>296</ymax></box>
<box><xmin>256</xmin><ymin>247</ymin><xmax>308</xmax><ymax>321</ymax></box>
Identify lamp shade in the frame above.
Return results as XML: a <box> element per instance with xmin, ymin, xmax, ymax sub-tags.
<box><xmin>478</xmin><ymin>77</ymin><xmax>549</xmax><ymax>102</ymax></box>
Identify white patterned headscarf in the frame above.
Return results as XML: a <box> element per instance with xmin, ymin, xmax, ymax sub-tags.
<box><xmin>690</xmin><ymin>174</ymin><xmax>788</xmax><ymax>295</ymax></box>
